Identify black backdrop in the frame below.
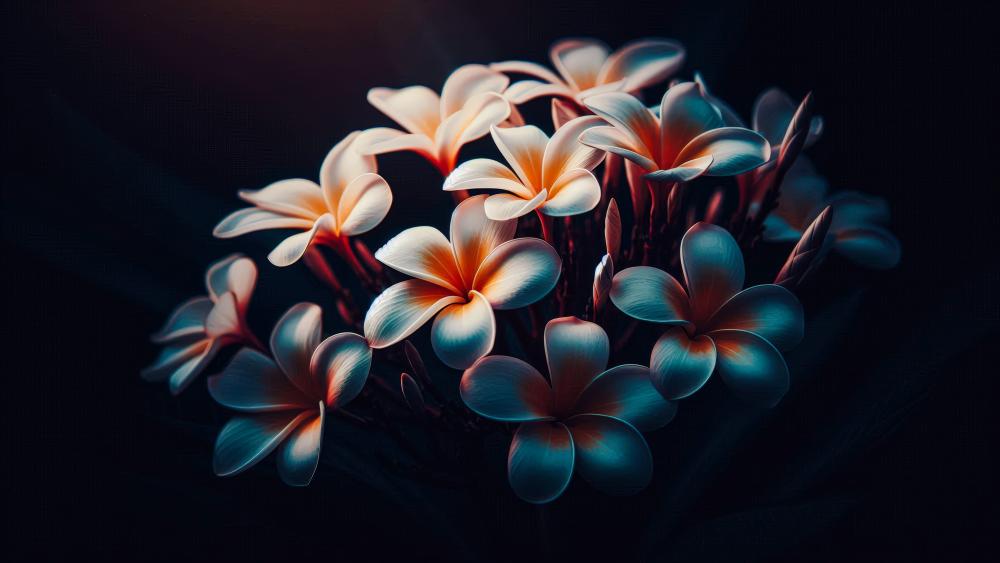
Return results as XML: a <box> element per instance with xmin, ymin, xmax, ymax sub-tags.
<box><xmin>4</xmin><ymin>1</ymin><xmax>997</xmax><ymax>561</ymax></box>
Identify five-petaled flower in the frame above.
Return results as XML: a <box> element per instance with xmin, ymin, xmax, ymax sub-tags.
<box><xmin>213</xmin><ymin>131</ymin><xmax>393</xmax><ymax>267</ymax></box>
<box><xmin>209</xmin><ymin>303</ymin><xmax>372</xmax><ymax>486</ymax></box>
<box><xmin>356</xmin><ymin>64</ymin><xmax>512</xmax><ymax>175</ymax></box>
<box><xmin>142</xmin><ymin>254</ymin><xmax>259</xmax><ymax>395</ymax></box>
<box><xmin>579</xmin><ymin>82</ymin><xmax>771</xmax><ymax>183</ymax></box>
<box><xmin>610</xmin><ymin>223</ymin><xmax>805</xmax><ymax>406</ymax></box>
<box><xmin>364</xmin><ymin>195</ymin><xmax>561</xmax><ymax>369</ymax></box>
<box><xmin>443</xmin><ymin>117</ymin><xmax>606</xmax><ymax>220</ymax></box>
<box><xmin>460</xmin><ymin>317</ymin><xmax>676</xmax><ymax>503</ymax></box>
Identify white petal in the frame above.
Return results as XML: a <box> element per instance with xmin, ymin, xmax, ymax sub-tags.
<box><xmin>541</xmin><ymin>169</ymin><xmax>601</xmax><ymax>217</ymax></box>
<box><xmin>238</xmin><ymin>179</ymin><xmax>326</xmax><ymax>220</ymax></box>
<box><xmin>213</xmin><ymin>208</ymin><xmax>314</xmax><ymax>238</ymax></box>
<box><xmin>320</xmin><ymin>131</ymin><xmax>377</xmax><ymax>211</ymax></box>
<box><xmin>310</xmin><ymin>332</ymin><xmax>372</xmax><ymax>408</ymax></box>
<box><xmin>151</xmin><ymin>296</ymin><xmax>211</xmax><ymax>343</ymax></box>
<box><xmin>484</xmin><ymin>190</ymin><xmax>547</xmax><ymax>221</ymax></box>
<box><xmin>267</xmin><ymin>214</ymin><xmax>335</xmax><ymax>267</ymax></box>
<box><xmin>363</xmin><ymin>280</ymin><xmax>465</xmax><ymax>349</ymax></box>
<box><xmin>205</xmin><ymin>292</ymin><xmax>242</xmax><ymax>338</ymax></box>
<box><xmin>434</xmin><ymin>92</ymin><xmax>511</xmax><ymax>172</ymax></box>
<box><xmin>336</xmin><ymin>173</ymin><xmax>392</xmax><ymax>236</ymax></box>
<box><xmin>583</xmin><ymin>92</ymin><xmax>660</xmax><ymax>162</ymax></box>
<box><xmin>277</xmin><ymin>407</ymin><xmax>324</xmax><ymax>486</ymax></box>
<box><xmin>431</xmin><ymin>291</ymin><xmax>496</xmax><ymax>369</ymax></box>
<box><xmin>374</xmin><ymin>226</ymin><xmax>463</xmax><ymax>293</ymax></box>
<box><xmin>550</xmin><ymin>38</ymin><xmax>610</xmax><ymax>92</ymax></box>
<box><xmin>504</xmin><ymin>80</ymin><xmax>575</xmax><ymax>104</ymax></box>
<box><xmin>598</xmin><ymin>38</ymin><xmax>685</xmax><ymax>92</ymax></box>
<box><xmin>578</xmin><ymin>125</ymin><xmax>657</xmax><ymax>171</ymax></box>
<box><xmin>657</xmin><ymin>82</ymin><xmax>725</xmax><ymax>165</ymax></box>
<box><xmin>444</xmin><ymin>158</ymin><xmax>533</xmax><ymax>199</ymax></box>
<box><xmin>449</xmin><ymin>194</ymin><xmax>517</xmax><ymax>289</ymax></box>
<box><xmin>440</xmin><ymin>64</ymin><xmax>510</xmax><ymax>117</ymax></box>
<box><xmin>489</xmin><ymin>124</ymin><xmax>549</xmax><ymax>190</ymax></box>
<box><xmin>673</xmin><ymin>127</ymin><xmax>770</xmax><ymax>176</ymax></box>
<box><xmin>205</xmin><ymin>254</ymin><xmax>257</xmax><ymax>311</ymax></box>
<box><xmin>212</xmin><ymin>410</ymin><xmax>314</xmax><ymax>477</ymax></box>
<box><xmin>472</xmin><ymin>238</ymin><xmax>561</xmax><ymax>310</ymax></box>
<box><xmin>354</xmin><ymin>127</ymin><xmax>437</xmax><ymax>161</ymax></box>
<box><xmin>367</xmin><ymin>86</ymin><xmax>441</xmax><ymax>138</ymax></box>
<box><xmin>270</xmin><ymin>302</ymin><xmax>323</xmax><ymax>397</ymax></box>
<box><xmin>490</xmin><ymin>60</ymin><xmax>566</xmax><ymax>87</ymax></box>
<box><xmin>542</xmin><ymin>115</ymin><xmax>606</xmax><ymax>187</ymax></box>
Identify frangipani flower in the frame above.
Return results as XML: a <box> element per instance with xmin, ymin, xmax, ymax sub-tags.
<box><xmin>460</xmin><ymin>317</ymin><xmax>676</xmax><ymax>503</ymax></box>
<box><xmin>443</xmin><ymin>117</ymin><xmax>605</xmax><ymax>220</ymax></box>
<box><xmin>764</xmin><ymin>160</ymin><xmax>901</xmax><ymax>269</ymax></box>
<box><xmin>364</xmin><ymin>195</ymin><xmax>561</xmax><ymax>369</ymax></box>
<box><xmin>142</xmin><ymin>254</ymin><xmax>258</xmax><ymax>395</ymax></box>
<box><xmin>580</xmin><ymin>82</ymin><xmax>771</xmax><ymax>183</ymax></box>
<box><xmin>492</xmin><ymin>38</ymin><xmax>685</xmax><ymax>106</ymax></box>
<box><xmin>753</xmin><ymin>87</ymin><xmax>824</xmax><ymax>154</ymax></box>
<box><xmin>610</xmin><ymin>223</ymin><xmax>804</xmax><ymax>406</ymax></box>
<box><xmin>209</xmin><ymin>303</ymin><xmax>372</xmax><ymax>486</ymax></box>
<box><xmin>213</xmin><ymin>132</ymin><xmax>392</xmax><ymax>267</ymax></box>
<box><xmin>356</xmin><ymin>64</ymin><xmax>512</xmax><ymax>174</ymax></box>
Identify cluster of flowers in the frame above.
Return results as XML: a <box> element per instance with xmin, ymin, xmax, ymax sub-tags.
<box><xmin>144</xmin><ymin>38</ymin><xmax>899</xmax><ymax>502</ymax></box>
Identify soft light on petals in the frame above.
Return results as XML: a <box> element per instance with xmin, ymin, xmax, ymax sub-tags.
<box><xmin>680</xmin><ymin>223</ymin><xmax>745</xmax><ymax>324</ymax></box>
<box><xmin>363</xmin><ymin>280</ymin><xmax>466</xmax><ymax>349</ymax></box>
<box><xmin>650</xmin><ymin>327</ymin><xmax>717</xmax><ymax>400</ymax></box>
<box><xmin>205</xmin><ymin>292</ymin><xmax>242</xmax><ymax>338</ymax></box>
<box><xmin>440</xmin><ymin>64</ymin><xmax>510</xmax><ymax>116</ymax></box>
<box><xmin>238</xmin><ymin>179</ymin><xmax>326</xmax><ymax>220</ymax></box>
<box><xmin>541</xmin><ymin>115</ymin><xmax>605</xmax><ymax>186</ymax></box>
<box><xmin>354</xmin><ymin>127</ymin><xmax>437</xmax><ymax>160</ymax></box>
<box><xmin>212</xmin><ymin>410</ymin><xmax>314</xmax><ymax>477</ymax></box>
<box><xmin>490</xmin><ymin>60</ymin><xmax>566</xmax><ymax>87</ymax></box>
<box><xmin>472</xmin><ymin>238</ymin><xmax>561</xmax><ymax>309</ymax></box>
<box><xmin>435</xmin><ymin>92</ymin><xmax>511</xmax><ymax>170</ymax></box>
<box><xmin>489</xmin><ymin>125</ymin><xmax>549</xmax><ymax>190</ymax></box>
<box><xmin>431</xmin><ymin>291</ymin><xmax>496</xmax><ymax>369</ymax></box>
<box><xmin>672</xmin><ymin>127</ymin><xmax>770</xmax><ymax>176</ymax></box>
<box><xmin>367</xmin><ymin>86</ymin><xmax>441</xmax><ymax>138</ymax></box>
<box><xmin>578</xmin><ymin>125</ymin><xmax>657</xmax><ymax>171</ymax></box>
<box><xmin>460</xmin><ymin>355</ymin><xmax>553</xmax><ymax>422</ymax></box>
<box><xmin>268</xmin><ymin>214</ymin><xmax>335</xmax><ymax>267</ymax></box>
<box><xmin>566</xmin><ymin>414</ymin><xmax>652</xmax><ymax>496</ymax></box>
<box><xmin>208</xmin><ymin>349</ymin><xmax>312</xmax><ymax>412</ymax></box>
<box><xmin>504</xmin><ymin>80</ymin><xmax>575</xmax><ymax>104</ymax></box>
<box><xmin>319</xmin><ymin>130</ymin><xmax>376</xmax><ymax>197</ymax></box>
<box><xmin>828</xmin><ymin>191</ymin><xmax>891</xmax><ymax>230</ymax></box>
<box><xmin>270</xmin><ymin>302</ymin><xmax>322</xmax><ymax>396</ymax></box>
<box><xmin>551</xmin><ymin>98</ymin><xmax>581</xmax><ymax>130</ymax></box>
<box><xmin>609</xmin><ymin>266</ymin><xmax>690</xmax><ymax>324</ymax></box>
<box><xmin>206</xmin><ymin>255</ymin><xmax>257</xmax><ymax>310</ymax></box>
<box><xmin>141</xmin><ymin>339</ymin><xmax>212</xmax><ymax>384</ymax></box>
<box><xmin>658</xmin><ymin>82</ymin><xmax>724</xmax><ymax>164</ymax></box>
<box><xmin>444</xmin><ymin>158</ymin><xmax>533</xmax><ymax>199</ymax></box>
<box><xmin>276</xmin><ymin>407</ymin><xmax>324</xmax><ymax>486</ymax></box>
<box><xmin>508</xmin><ymin>421</ymin><xmax>575</xmax><ymax>504</ymax></box>
<box><xmin>575</xmin><ymin>364</ymin><xmax>677</xmax><ymax>431</ymax></box>
<box><xmin>151</xmin><ymin>297</ymin><xmax>211</xmax><ymax>343</ymax></box>
<box><xmin>599</xmin><ymin>38</ymin><xmax>685</xmax><ymax>92</ymax></box>
<box><xmin>835</xmin><ymin>226</ymin><xmax>902</xmax><ymax>269</ymax></box>
<box><xmin>335</xmin><ymin>173</ymin><xmax>392</xmax><ymax>236</ymax></box>
<box><xmin>484</xmin><ymin>190</ymin><xmax>548</xmax><ymax>221</ymax></box>
<box><xmin>713</xmin><ymin>330</ymin><xmax>790</xmax><ymax>407</ymax></box>
<box><xmin>311</xmin><ymin>332</ymin><xmax>372</xmax><ymax>408</ymax></box>
<box><xmin>707</xmin><ymin>284</ymin><xmax>804</xmax><ymax>350</ymax></box>
<box><xmin>550</xmin><ymin>38</ymin><xmax>610</xmax><ymax>92</ymax></box>
<box><xmin>375</xmin><ymin>226</ymin><xmax>463</xmax><ymax>293</ymax></box>
<box><xmin>213</xmin><ymin>208</ymin><xmax>315</xmax><ymax>239</ymax></box>
<box><xmin>541</xmin><ymin>169</ymin><xmax>601</xmax><ymax>216</ymax></box>
<box><xmin>753</xmin><ymin>87</ymin><xmax>823</xmax><ymax>148</ymax></box>
<box><xmin>583</xmin><ymin>92</ymin><xmax>659</xmax><ymax>163</ymax></box>
<box><xmin>544</xmin><ymin>317</ymin><xmax>609</xmax><ymax>414</ymax></box>
<box><xmin>644</xmin><ymin>155</ymin><xmax>714</xmax><ymax>183</ymax></box>
<box><xmin>450</xmin><ymin>195</ymin><xmax>517</xmax><ymax>288</ymax></box>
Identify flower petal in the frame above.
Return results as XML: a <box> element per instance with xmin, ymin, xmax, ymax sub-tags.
<box><xmin>650</xmin><ymin>327</ymin><xmax>717</xmax><ymax>400</ymax></box>
<box><xmin>460</xmin><ymin>355</ymin><xmax>553</xmax><ymax>422</ymax></box>
<box><xmin>151</xmin><ymin>297</ymin><xmax>211</xmax><ymax>343</ymax></box>
<box><xmin>542</xmin><ymin>115</ymin><xmax>605</xmax><ymax>187</ymax></box>
<box><xmin>472</xmin><ymin>238</ymin><xmax>561</xmax><ymax>309</ymax></box>
<box><xmin>673</xmin><ymin>127</ymin><xmax>770</xmax><ymax>176</ymax></box>
<box><xmin>213</xmin><ymin>208</ymin><xmax>315</xmax><ymax>238</ymax></box>
<box><xmin>204</xmin><ymin>292</ymin><xmax>242</xmax><ymax>338</ymax></box>
<box><xmin>490</xmin><ymin>60</ymin><xmax>566</xmax><ymax>87</ymax></box>
<box><xmin>484</xmin><ymin>190</ymin><xmax>547</xmax><ymax>221</ymax></box>
<box><xmin>541</xmin><ymin>169</ymin><xmax>601</xmax><ymax>217</ymax></box>
<box><xmin>583</xmin><ymin>92</ymin><xmax>660</xmax><ymax>164</ymax></box>
<box><xmin>353</xmin><ymin>127</ymin><xmax>437</xmax><ymax>161</ymax></box>
<box><xmin>508</xmin><ymin>421</ymin><xmax>575</xmax><ymax>504</ymax></box>
<box><xmin>834</xmin><ymin>226</ymin><xmax>901</xmax><ymax>269</ymax></box>
<box><xmin>205</xmin><ymin>254</ymin><xmax>257</xmax><ymax>311</ymax></box>
<box><xmin>489</xmin><ymin>124</ymin><xmax>549</xmax><ymax>190</ymax></box>
<box><xmin>598</xmin><ymin>38</ymin><xmax>685</xmax><ymax>92</ymax></box>
<box><xmin>504</xmin><ymin>80</ymin><xmax>575</xmax><ymax>104</ymax></box>
<box><xmin>270</xmin><ymin>302</ymin><xmax>323</xmax><ymax>397</ymax></box>
<box><xmin>440</xmin><ymin>64</ymin><xmax>510</xmax><ymax>117</ymax></box>
<box><xmin>363</xmin><ymin>280</ymin><xmax>465</xmax><ymax>349</ymax></box>
<box><xmin>566</xmin><ymin>414</ymin><xmax>652</xmax><ymax>496</ymax></box>
<box><xmin>544</xmin><ymin>317</ymin><xmax>609</xmax><ymax>415</ymax></box>
<box><xmin>336</xmin><ymin>173</ymin><xmax>392</xmax><ymax>236</ymax></box>
<box><xmin>319</xmin><ymin>130</ymin><xmax>377</xmax><ymax>200</ymax></box>
<box><xmin>550</xmin><ymin>38</ymin><xmax>610</xmax><ymax>92</ymax></box>
<box><xmin>712</xmin><ymin>329</ymin><xmax>790</xmax><ymax>407</ymax></box>
<box><xmin>752</xmin><ymin>87</ymin><xmax>823</xmax><ymax>149</ymax></box>
<box><xmin>375</xmin><ymin>226</ymin><xmax>463</xmax><ymax>293</ymax></box>
<box><xmin>277</xmin><ymin>407</ymin><xmax>324</xmax><ymax>486</ymax></box>
<box><xmin>212</xmin><ymin>410</ymin><xmax>313</xmax><ymax>477</ymax></box>
<box><xmin>644</xmin><ymin>155</ymin><xmax>714</xmax><ymax>183</ymax></box>
<box><xmin>367</xmin><ymin>86</ymin><xmax>441</xmax><ymax>138</ymax></box>
<box><xmin>267</xmin><ymin>214</ymin><xmax>335</xmax><ymax>267</ymax></box>
<box><xmin>762</xmin><ymin>214</ymin><xmax>804</xmax><ymax>242</ymax></box>
<box><xmin>311</xmin><ymin>332</ymin><xmax>372</xmax><ymax>408</ymax></box>
<box><xmin>431</xmin><ymin>291</ymin><xmax>496</xmax><ymax>369</ymax></box>
<box><xmin>551</xmin><ymin>98</ymin><xmax>582</xmax><ymax>130</ymax></box>
<box><xmin>238</xmin><ymin>179</ymin><xmax>326</xmax><ymax>220</ymax></box>
<box><xmin>450</xmin><ymin>194</ymin><xmax>517</xmax><ymax>289</ymax></box>
<box><xmin>168</xmin><ymin>340</ymin><xmax>221</xmax><ymax>395</ymax></box>
<box><xmin>827</xmin><ymin>191</ymin><xmax>891</xmax><ymax>230</ymax></box>
<box><xmin>707</xmin><ymin>284</ymin><xmax>804</xmax><ymax>350</ymax></box>
<box><xmin>575</xmin><ymin>364</ymin><xmax>677</xmax><ymax>431</ymax></box>
<box><xmin>444</xmin><ymin>158</ymin><xmax>533</xmax><ymax>199</ymax></box>
<box><xmin>208</xmin><ymin>348</ymin><xmax>312</xmax><ymax>412</ymax></box>
<box><xmin>578</xmin><ymin>125</ymin><xmax>657</xmax><ymax>171</ymax></box>
<box><xmin>658</xmin><ymin>82</ymin><xmax>725</xmax><ymax>165</ymax></box>
<box><xmin>609</xmin><ymin>266</ymin><xmax>690</xmax><ymax>324</ymax></box>
<box><xmin>141</xmin><ymin>339</ymin><xmax>214</xmax><ymax>391</ymax></box>
<box><xmin>680</xmin><ymin>223</ymin><xmax>745</xmax><ymax>324</ymax></box>
<box><xmin>434</xmin><ymin>92</ymin><xmax>511</xmax><ymax>171</ymax></box>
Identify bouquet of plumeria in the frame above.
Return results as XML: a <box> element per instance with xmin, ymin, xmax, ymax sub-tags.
<box><xmin>144</xmin><ymin>37</ymin><xmax>899</xmax><ymax>503</ymax></box>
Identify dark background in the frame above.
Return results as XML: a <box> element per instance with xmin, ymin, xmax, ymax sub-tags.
<box><xmin>3</xmin><ymin>0</ymin><xmax>997</xmax><ymax>561</ymax></box>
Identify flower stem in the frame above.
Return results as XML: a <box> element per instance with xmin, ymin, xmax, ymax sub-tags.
<box><xmin>536</xmin><ymin>209</ymin><xmax>554</xmax><ymax>244</ymax></box>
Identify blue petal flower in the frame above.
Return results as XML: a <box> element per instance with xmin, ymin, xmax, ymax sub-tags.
<box><xmin>565</xmin><ymin>414</ymin><xmax>653</xmax><ymax>496</ymax></box>
<box><xmin>277</xmin><ymin>405</ymin><xmax>324</xmax><ymax>487</ymax></box>
<box><xmin>712</xmin><ymin>329</ymin><xmax>790</xmax><ymax>407</ymax></box>
<box><xmin>460</xmin><ymin>356</ymin><xmax>553</xmax><ymax>422</ymax></box>
<box><xmin>574</xmin><ymin>364</ymin><xmax>677</xmax><ymax>431</ymax></box>
<box><xmin>650</xmin><ymin>327</ymin><xmax>717</xmax><ymax>400</ymax></box>
<box><xmin>508</xmin><ymin>421</ymin><xmax>575</xmax><ymax>504</ymax></box>
<box><xmin>706</xmin><ymin>284</ymin><xmax>805</xmax><ymax>350</ymax></box>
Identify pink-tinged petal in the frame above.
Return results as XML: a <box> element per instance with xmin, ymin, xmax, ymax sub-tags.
<box><xmin>367</xmin><ymin>86</ymin><xmax>441</xmax><ymax>138</ymax></box>
<box><xmin>238</xmin><ymin>179</ymin><xmax>326</xmax><ymax>220</ymax></box>
<box><xmin>508</xmin><ymin>421</ymin><xmax>575</xmax><ymax>504</ymax></box>
<box><xmin>827</xmin><ymin>191</ymin><xmax>891</xmax><ymax>230</ymax></box>
<box><xmin>658</xmin><ymin>82</ymin><xmax>725</xmax><ymax>165</ymax></box>
<box><xmin>542</xmin><ymin>115</ymin><xmax>606</xmax><ymax>187</ymax></box>
<box><xmin>550</xmin><ymin>38</ymin><xmax>610</xmax><ymax>92</ymax></box>
<box><xmin>489</xmin><ymin>124</ymin><xmax>549</xmax><ymax>190</ymax></box>
<box><xmin>440</xmin><ymin>64</ymin><xmax>510</xmax><ymax>116</ymax></box>
<box><xmin>450</xmin><ymin>194</ymin><xmax>517</xmax><ymax>289</ymax></box>
<box><xmin>431</xmin><ymin>291</ymin><xmax>496</xmax><ymax>369</ymax></box>
<box><xmin>545</xmin><ymin>317</ymin><xmax>609</xmax><ymax>415</ymax></box>
<box><xmin>575</xmin><ymin>364</ymin><xmax>677</xmax><ymax>431</ymax></box>
<box><xmin>472</xmin><ymin>238</ymin><xmax>561</xmax><ymax>310</ymax></box>
<box><xmin>206</xmin><ymin>254</ymin><xmax>257</xmax><ymax>311</ymax></box>
<box><xmin>208</xmin><ymin>348</ymin><xmax>312</xmax><ymax>412</ymax></box>
<box><xmin>609</xmin><ymin>266</ymin><xmax>690</xmax><ymax>324</ymax></box>
<box><xmin>319</xmin><ymin>130</ymin><xmax>377</xmax><ymax>199</ymax></box>
<box><xmin>578</xmin><ymin>125</ymin><xmax>657</xmax><ymax>171</ymax></box>
<box><xmin>205</xmin><ymin>292</ymin><xmax>242</xmax><ymax>338</ymax></box>
<box><xmin>541</xmin><ymin>169</ymin><xmax>601</xmax><ymax>217</ymax></box>
<box><xmin>311</xmin><ymin>332</ymin><xmax>372</xmax><ymax>408</ymax></box>
<box><xmin>151</xmin><ymin>296</ymin><xmax>211</xmax><ymax>343</ymax></box>
<box><xmin>680</xmin><ymin>223</ymin><xmax>745</xmax><ymax>324</ymax></box>
<box><xmin>434</xmin><ymin>92</ymin><xmax>511</xmax><ymax>172</ymax></box>
<box><xmin>649</xmin><ymin>327</ymin><xmax>717</xmax><ymax>400</ymax></box>
<box><xmin>484</xmin><ymin>190</ymin><xmax>548</xmax><ymax>221</ymax></box>
<box><xmin>565</xmin><ymin>414</ymin><xmax>652</xmax><ymax>496</ymax></box>
<box><xmin>213</xmin><ymin>208</ymin><xmax>315</xmax><ymax>238</ymax></box>
<box><xmin>363</xmin><ymin>280</ymin><xmax>465</xmax><ymax>349</ymax></box>
<box><xmin>551</xmin><ymin>98</ymin><xmax>582</xmax><ymax>130</ymax></box>
<box><xmin>335</xmin><ymin>173</ymin><xmax>392</xmax><ymax>236</ymax></box>
<box><xmin>752</xmin><ymin>87</ymin><xmax>823</xmax><ymax>148</ymax></box>
<box><xmin>374</xmin><ymin>226</ymin><xmax>464</xmax><ymax>293</ymax></box>
<box><xmin>169</xmin><ymin>340</ymin><xmax>221</xmax><ymax>395</ymax></box>
<box><xmin>583</xmin><ymin>93</ymin><xmax>660</xmax><ymax>164</ymax></box>
<box><xmin>592</xmin><ymin>253</ymin><xmax>614</xmax><ymax>314</ymax></box>
<box><xmin>353</xmin><ymin>127</ymin><xmax>437</xmax><ymax>161</ymax></box>
<box><xmin>267</xmin><ymin>214</ymin><xmax>335</xmax><ymax>267</ymax></box>
<box><xmin>270</xmin><ymin>302</ymin><xmax>322</xmax><ymax>396</ymax></box>
<box><xmin>644</xmin><ymin>155</ymin><xmax>714</xmax><ymax>183</ymax></box>
<box><xmin>277</xmin><ymin>406</ymin><xmax>324</xmax><ymax>486</ymax></box>
<box><xmin>707</xmin><ymin>284</ymin><xmax>804</xmax><ymax>350</ymax></box>
<box><xmin>504</xmin><ymin>80</ymin><xmax>575</xmax><ymax>104</ymax></box>
<box><xmin>574</xmin><ymin>78</ymin><xmax>629</xmax><ymax>101</ymax></box>
<box><xmin>834</xmin><ymin>226</ymin><xmax>901</xmax><ymax>269</ymax></box>
<box><xmin>712</xmin><ymin>329</ymin><xmax>790</xmax><ymax>407</ymax></box>
<box><xmin>598</xmin><ymin>38</ymin><xmax>685</xmax><ymax>92</ymax></box>
<box><xmin>490</xmin><ymin>60</ymin><xmax>566</xmax><ymax>87</ymax></box>
<box><xmin>673</xmin><ymin>127</ymin><xmax>770</xmax><ymax>176</ymax></box>
<box><xmin>444</xmin><ymin>158</ymin><xmax>533</xmax><ymax>199</ymax></box>
<box><xmin>460</xmin><ymin>355</ymin><xmax>553</xmax><ymax>422</ymax></box>
<box><xmin>212</xmin><ymin>409</ymin><xmax>314</xmax><ymax>477</ymax></box>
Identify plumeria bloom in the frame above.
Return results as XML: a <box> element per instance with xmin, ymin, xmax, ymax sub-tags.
<box><xmin>460</xmin><ymin>317</ymin><xmax>676</xmax><ymax>503</ymax></box>
<box><xmin>610</xmin><ymin>223</ymin><xmax>804</xmax><ymax>406</ymax></box>
<box><xmin>213</xmin><ymin>132</ymin><xmax>392</xmax><ymax>267</ymax></box>
<box><xmin>764</xmin><ymin>160</ymin><xmax>901</xmax><ymax>269</ymax></box>
<box><xmin>491</xmin><ymin>38</ymin><xmax>685</xmax><ymax>107</ymax></box>
<box><xmin>752</xmin><ymin>87</ymin><xmax>824</xmax><ymax>155</ymax></box>
<box><xmin>580</xmin><ymin>82</ymin><xmax>771</xmax><ymax>183</ymax></box>
<box><xmin>209</xmin><ymin>303</ymin><xmax>372</xmax><ymax>486</ymax></box>
<box><xmin>364</xmin><ymin>195</ymin><xmax>561</xmax><ymax>369</ymax></box>
<box><xmin>356</xmin><ymin>64</ymin><xmax>512</xmax><ymax>175</ymax></box>
<box><xmin>443</xmin><ymin>117</ymin><xmax>605</xmax><ymax>220</ymax></box>
<box><xmin>142</xmin><ymin>254</ymin><xmax>259</xmax><ymax>395</ymax></box>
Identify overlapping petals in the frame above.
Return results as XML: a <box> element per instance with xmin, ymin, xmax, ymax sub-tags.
<box><xmin>610</xmin><ymin>223</ymin><xmax>803</xmax><ymax>405</ymax></box>
<box><xmin>143</xmin><ymin>254</ymin><xmax>259</xmax><ymax>395</ymax></box>
<box><xmin>208</xmin><ymin>302</ymin><xmax>372</xmax><ymax>486</ymax></box>
<box><xmin>753</xmin><ymin>87</ymin><xmax>824</xmax><ymax>154</ymax></box>
<box><xmin>364</xmin><ymin>196</ymin><xmax>560</xmax><ymax>368</ymax></box>
<box><xmin>214</xmin><ymin>132</ymin><xmax>393</xmax><ymax>266</ymax></box>
<box><xmin>461</xmin><ymin>317</ymin><xmax>676</xmax><ymax>503</ymax></box>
